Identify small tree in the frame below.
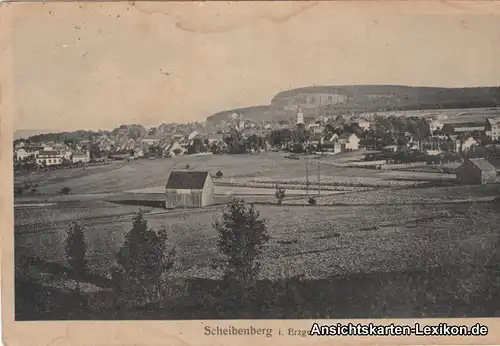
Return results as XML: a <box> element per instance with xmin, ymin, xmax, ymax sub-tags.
<box><xmin>65</xmin><ymin>222</ymin><xmax>87</xmax><ymax>279</ymax></box>
<box><xmin>115</xmin><ymin>213</ymin><xmax>175</xmax><ymax>305</ymax></box>
<box><xmin>275</xmin><ymin>186</ymin><xmax>286</xmax><ymax>204</ymax></box>
<box><xmin>60</xmin><ymin>187</ymin><xmax>71</xmax><ymax>195</ymax></box>
<box><xmin>215</xmin><ymin>170</ymin><xmax>223</xmax><ymax>179</ymax></box>
<box><xmin>213</xmin><ymin>199</ymin><xmax>269</xmax><ymax>303</ymax></box>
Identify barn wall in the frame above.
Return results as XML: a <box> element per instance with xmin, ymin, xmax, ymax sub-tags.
<box><xmin>165</xmin><ymin>189</ymin><xmax>203</xmax><ymax>208</ymax></box>
<box><xmin>202</xmin><ymin>176</ymin><xmax>215</xmax><ymax>207</ymax></box>
<box><xmin>482</xmin><ymin>170</ymin><xmax>497</xmax><ymax>184</ymax></box>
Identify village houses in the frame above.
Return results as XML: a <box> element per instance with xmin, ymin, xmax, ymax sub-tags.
<box><xmin>485</xmin><ymin>118</ymin><xmax>500</xmax><ymax>141</ymax></box>
<box><xmin>72</xmin><ymin>150</ymin><xmax>90</xmax><ymax>164</ymax></box>
<box><xmin>36</xmin><ymin>150</ymin><xmax>63</xmax><ymax>166</ymax></box>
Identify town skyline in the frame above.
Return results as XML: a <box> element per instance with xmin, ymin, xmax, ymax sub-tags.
<box><xmin>14</xmin><ymin>83</ymin><xmax>500</xmax><ymax>137</ymax></box>
<box><xmin>9</xmin><ymin>2</ymin><xmax>500</xmax><ymax>132</ymax></box>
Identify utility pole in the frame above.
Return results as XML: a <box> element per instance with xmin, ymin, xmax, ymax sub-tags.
<box><xmin>317</xmin><ymin>160</ymin><xmax>320</xmax><ymax>197</ymax></box>
<box><xmin>306</xmin><ymin>160</ymin><xmax>309</xmax><ymax>196</ymax></box>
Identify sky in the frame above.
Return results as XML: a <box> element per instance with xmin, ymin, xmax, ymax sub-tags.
<box><xmin>7</xmin><ymin>1</ymin><xmax>500</xmax><ymax>132</ymax></box>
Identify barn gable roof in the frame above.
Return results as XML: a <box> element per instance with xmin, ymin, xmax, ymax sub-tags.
<box><xmin>487</xmin><ymin>118</ymin><xmax>500</xmax><ymax>126</ymax></box>
<box><xmin>166</xmin><ymin>171</ymin><xmax>209</xmax><ymax>189</ymax></box>
<box><xmin>468</xmin><ymin>158</ymin><xmax>496</xmax><ymax>172</ymax></box>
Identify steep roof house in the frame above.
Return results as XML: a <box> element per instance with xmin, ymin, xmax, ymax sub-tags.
<box><xmin>16</xmin><ymin>147</ymin><xmax>42</xmax><ymax>161</ymax></box>
<box><xmin>166</xmin><ymin>142</ymin><xmax>185</xmax><ymax>157</ymax></box>
<box><xmin>337</xmin><ymin>133</ymin><xmax>360</xmax><ymax>151</ymax></box>
<box><xmin>165</xmin><ymin>171</ymin><xmax>214</xmax><ymax>209</ymax></box>
<box><xmin>72</xmin><ymin>150</ymin><xmax>90</xmax><ymax>164</ymax></box>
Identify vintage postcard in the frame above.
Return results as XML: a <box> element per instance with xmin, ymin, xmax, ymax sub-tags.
<box><xmin>2</xmin><ymin>0</ymin><xmax>500</xmax><ymax>345</ymax></box>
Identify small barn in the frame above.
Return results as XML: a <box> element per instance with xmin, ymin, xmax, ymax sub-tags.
<box><xmin>165</xmin><ymin>171</ymin><xmax>214</xmax><ymax>209</ymax></box>
<box><xmin>456</xmin><ymin>158</ymin><xmax>497</xmax><ymax>185</ymax></box>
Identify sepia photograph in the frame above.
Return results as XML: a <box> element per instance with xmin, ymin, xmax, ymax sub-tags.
<box><xmin>3</xmin><ymin>0</ymin><xmax>500</xmax><ymax>344</ymax></box>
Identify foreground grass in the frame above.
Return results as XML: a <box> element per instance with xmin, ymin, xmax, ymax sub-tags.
<box><xmin>16</xmin><ymin>203</ymin><xmax>500</xmax><ymax>280</ymax></box>
<box><xmin>15</xmin><ymin>260</ymin><xmax>500</xmax><ymax>320</ymax></box>
<box><xmin>15</xmin><ymin>201</ymin><xmax>500</xmax><ymax>320</ymax></box>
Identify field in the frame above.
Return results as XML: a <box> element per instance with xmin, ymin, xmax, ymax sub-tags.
<box><xmin>15</xmin><ymin>202</ymin><xmax>500</xmax><ymax>280</ymax></box>
<box><xmin>376</xmin><ymin>107</ymin><xmax>500</xmax><ymax>122</ymax></box>
<box><xmin>14</xmin><ymin>151</ymin><xmax>500</xmax><ymax>318</ymax></box>
<box><xmin>15</xmin><ymin>152</ymin><xmax>500</xmax><ymax>275</ymax></box>
<box><xmin>15</xmin><ymin>151</ymin><xmax>452</xmax><ymax>195</ymax></box>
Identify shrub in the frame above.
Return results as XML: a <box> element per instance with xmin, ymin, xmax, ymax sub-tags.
<box><xmin>60</xmin><ymin>187</ymin><xmax>71</xmax><ymax>195</ymax></box>
<box><xmin>215</xmin><ymin>170</ymin><xmax>224</xmax><ymax>179</ymax></box>
<box><xmin>275</xmin><ymin>186</ymin><xmax>286</xmax><ymax>204</ymax></box>
<box><xmin>65</xmin><ymin>222</ymin><xmax>87</xmax><ymax>279</ymax></box>
<box><xmin>308</xmin><ymin>197</ymin><xmax>317</xmax><ymax>205</ymax></box>
<box><xmin>213</xmin><ymin>199</ymin><xmax>269</xmax><ymax>310</ymax></box>
<box><xmin>115</xmin><ymin>213</ymin><xmax>175</xmax><ymax>306</ymax></box>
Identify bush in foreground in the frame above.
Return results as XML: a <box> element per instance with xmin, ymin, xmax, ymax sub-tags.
<box><xmin>213</xmin><ymin>199</ymin><xmax>269</xmax><ymax>313</ymax></box>
<box><xmin>115</xmin><ymin>212</ymin><xmax>175</xmax><ymax>306</ymax></box>
<box><xmin>65</xmin><ymin>222</ymin><xmax>87</xmax><ymax>279</ymax></box>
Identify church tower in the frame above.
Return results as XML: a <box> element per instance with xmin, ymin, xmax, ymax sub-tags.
<box><xmin>296</xmin><ymin>106</ymin><xmax>304</xmax><ymax>125</ymax></box>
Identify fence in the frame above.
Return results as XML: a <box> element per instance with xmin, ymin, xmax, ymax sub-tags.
<box><xmin>346</xmin><ymin>160</ymin><xmax>387</xmax><ymax>167</ymax></box>
<box><xmin>378</xmin><ymin>162</ymin><xmax>427</xmax><ymax>170</ymax></box>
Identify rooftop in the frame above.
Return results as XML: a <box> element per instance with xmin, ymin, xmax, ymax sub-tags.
<box><xmin>468</xmin><ymin>158</ymin><xmax>496</xmax><ymax>172</ymax></box>
<box><xmin>166</xmin><ymin>171</ymin><xmax>210</xmax><ymax>190</ymax></box>
<box><xmin>38</xmin><ymin>150</ymin><xmax>60</xmax><ymax>156</ymax></box>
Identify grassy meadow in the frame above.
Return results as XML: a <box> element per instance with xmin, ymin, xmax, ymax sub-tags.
<box><xmin>14</xmin><ymin>151</ymin><xmax>500</xmax><ymax>319</ymax></box>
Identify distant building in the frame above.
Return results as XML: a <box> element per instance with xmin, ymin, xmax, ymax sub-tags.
<box><xmin>456</xmin><ymin>158</ymin><xmax>497</xmax><ymax>185</ymax></box>
<box><xmin>134</xmin><ymin>148</ymin><xmax>144</xmax><ymax>158</ymax></box>
<box><xmin>36</xmin><ymin>150</ymin><xmax>63</xmax><ymax>166</ymax></box>
<box><xmin>337</xmin><ymin>133</ymin><xmax>360</xmax><ymax>151</ymax></box>
<box><xmin>166</xmin><ymin>142</ymin><xmax>185</xmax><ymax>157</ymax></box>
<box><xmin>485</xmin><ymin>118</ymin><xmax>500</xmax><ymax>141</ymax></box>
<box><xmin>451</xmin><ymin>121</ymin><xmax>485</xmax><ymax>134</ymax></box>
<box><xmin>455</xmin><ymin>137</ymin><xmax>478</xmax><ymax>153</ymax></box>
<box><xmin>296</xmin><ymin>108</ymin><xmax>304</xmax><ymax>125</ymax></box>
<box><xmin>355</xmin><ymin>120</ymin><xmax>371</xmax><ymax>131</ymax></box>
<box><xmin>16</xmin><ymin>146</ymin><xmax>42</xmax><ymax>161</ymax></box>
<box><xmin>429</xmin><ymin>119</ymin><xmax>444</xmax><ymax>133</ymax></box>
<box><xmin>321</xmin><ymin>139</ymin><xmax>342</xmax><ymax>154</ymax></box>
<box><xmin>72</xmin><ymin>150</ymin><xmax>90</xmax><ymax>164</ymax></box>
<box><xmin>141</xmin><ymin>135</ymin><xmax>161</xmax><ymax>147</ymax></box>
<box><xmin>382</xmin><ymin>145</ymin><xmax>399</xmax><ymax>153</ymax></box>
<box><xmin>188</xmin><ymin>131</ymin><xmax>199</xmax><ymax>141</ymax></box>
<box><xmin>165</xmin><ymin>171</ymin><xmax>214</xmax><ymax>209</ymax></box>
